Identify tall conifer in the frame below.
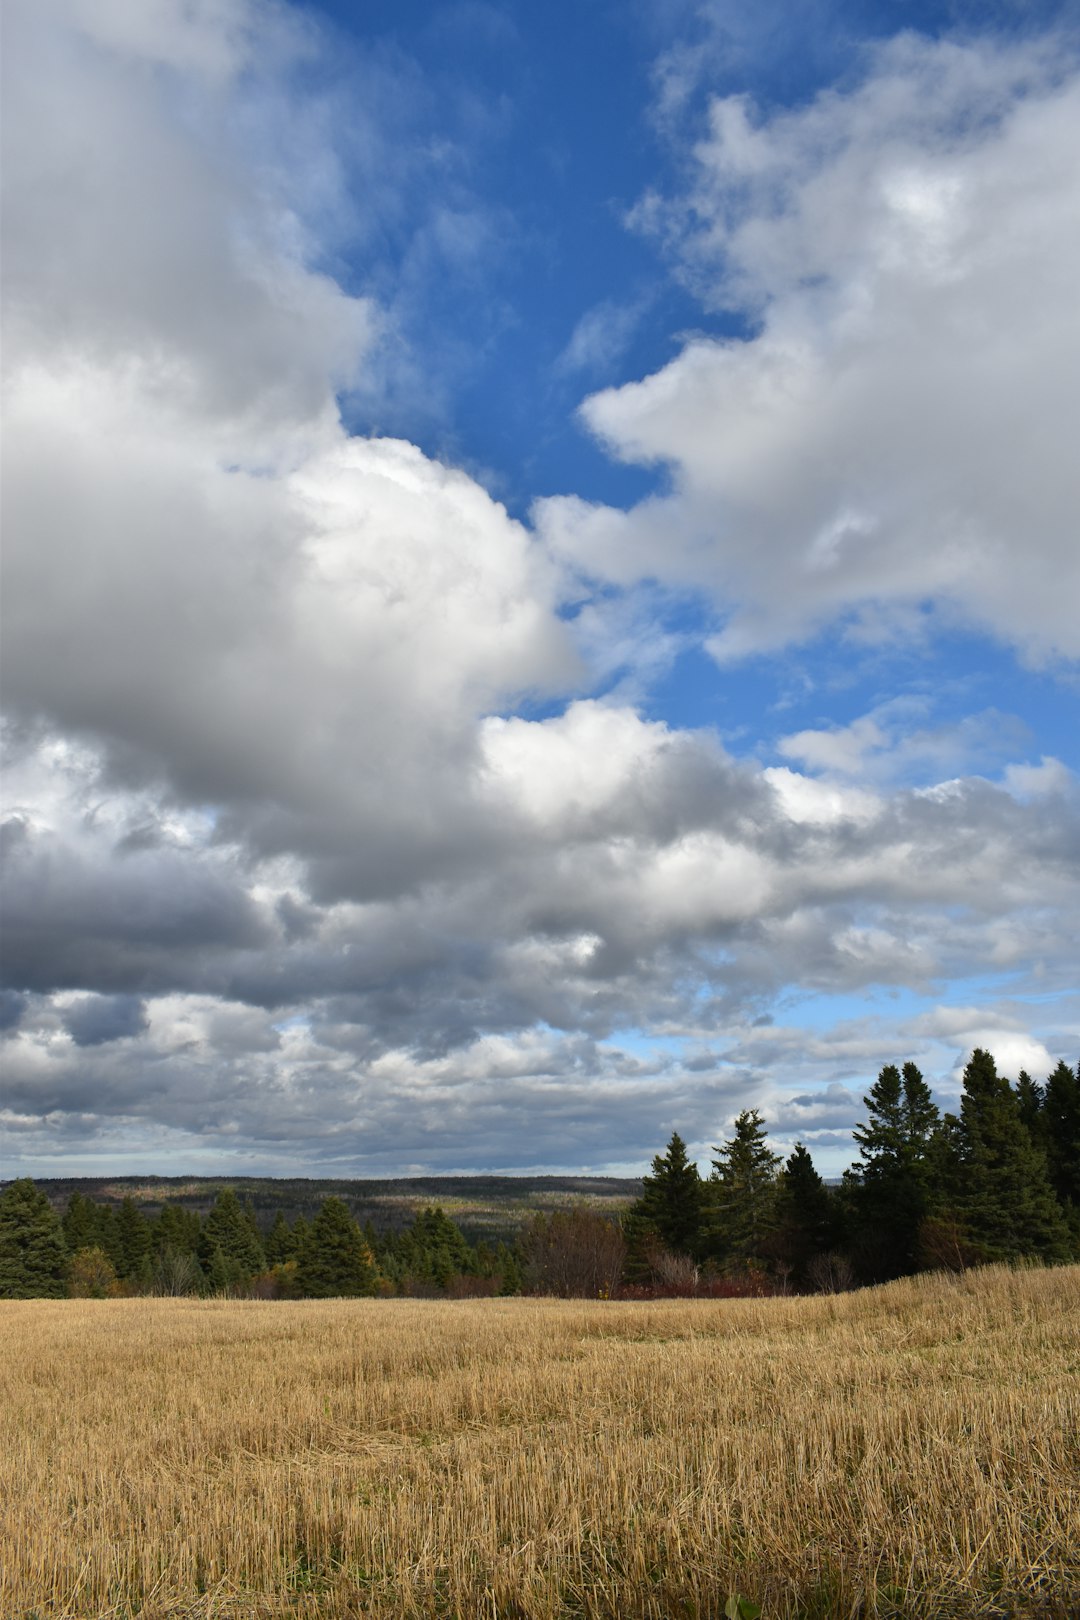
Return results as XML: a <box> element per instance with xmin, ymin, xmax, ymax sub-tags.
<box><xmin>957</xmin><ymin>1049</ymin><xmax>1070</xmax><ymax>1261</ymax></box>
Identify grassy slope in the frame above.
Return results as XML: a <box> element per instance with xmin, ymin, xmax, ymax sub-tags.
<box><xmin>3</xmin><ymin>1264</ymin><xmax>1078</xmax><ymax>1619</ymax></box>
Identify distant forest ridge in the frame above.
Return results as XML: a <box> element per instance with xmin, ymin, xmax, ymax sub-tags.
<box><xmin>22</xmin><ymin>1175</ymin><xmax>643</xmax><ymax>1242</ymax></box>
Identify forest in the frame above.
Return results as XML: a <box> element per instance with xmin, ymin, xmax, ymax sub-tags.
<box><xmin>2</xmin><ymin>1048</ymin><xmax>1077</xmax><ymax>1302</ymax></box>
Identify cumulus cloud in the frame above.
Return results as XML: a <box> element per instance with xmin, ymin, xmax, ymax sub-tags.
<box><xmin>2</xmin><ymin>3</ymin><xmax>1077</xmax><ymax>1173</ymax></box>
<box><xmin>538</xmin><ymin>34</ymin><xmax>1080</xmax><ymax>665</ymax></box>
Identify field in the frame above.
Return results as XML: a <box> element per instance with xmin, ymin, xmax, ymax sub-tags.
<box><xmin>3</xmin><ymin>1267</ymin><xmax>1078</xmax><ymax>1620</ymax></box>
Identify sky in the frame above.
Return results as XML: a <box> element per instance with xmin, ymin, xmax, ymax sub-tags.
<box><xmin>1</xmin><ymin>0</ymin><xmax>1078</xmax><ymax>1180</ymax></box>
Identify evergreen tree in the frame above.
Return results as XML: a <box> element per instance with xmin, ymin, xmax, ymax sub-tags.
<box><xmin>1042</xmin><ymin>1060</ymin><xmax>1080</xmax><ymax>1213</ymax></box>
<box><xmin>1014</xmin><ymin>1071</ymin><xmax>1045</xmax><ymax>1142</ymax></box>
<box><xmin>62</xmin><ymin>1191</ymin><xmax>101</xmax><ymax>1254</ymax></box>
<box><xmin>296</xmin><ymin>1198</ymin><xmax>378</xmax><ymax>1297</ymax></box>
<box><xmin>151</xmin><ymin>1203</ymin><xmax>201</xmax><ymax>1259</ymax></box>
<box><xmin>848</xmin><ymin>1062</ymin><xmax>941</xmax><ymax>1279</ymax></box>
<box><xmin>94</xmin><ymin>1204</ymin><xmax>124</xmax><ymax>1273</ymax></box>
<box><xmin>957</xmin><ymin>1049</ymin><xmax>1071</xmax><ymax>1262</ymax></box>
<box><xmin>197</xmin><ymin>1189</ymin><xmax>265</xmax><ymax>1278</ymax></box>
<box><xmin>0</xmin><ymin>1179</ymin><xmax>68</xmax><ymax>1298</ymax></box>
<box><xmin>706</xmin><ymin>1110</ymin><xmax>781</xmax><ymax>1269</ymax></box>
<box><xmin>396</xmin><ymin>1207</ymin><xmax>474</xmax><ymax>1291</ymax></box>
<box><xmin>634</xmin><ymin>1132</ymin><xmax>705</xmax><ymax>1258</ymax></box>
<box><xmin>770</xmin><ymin>1142</ymin><xmax>834</xmax><ymax>1287</ymax></box>
<box><xmin>265</xmin><ymin>1210</ymin><xmax>297</xmax><ymax>1265</ymax></box>
<box><xmin>115</xmin><ymin>1196</ymin><xmax>152</xmax><ymax>1281</ymax></box>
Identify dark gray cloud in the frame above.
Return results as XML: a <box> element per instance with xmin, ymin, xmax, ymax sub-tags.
<box><xmin>2</xmin><ymin>2</ymin><xmax>1077</xmax><ymax>1175</ymax></box>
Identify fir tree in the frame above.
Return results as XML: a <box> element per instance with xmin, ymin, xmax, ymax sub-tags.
<box><xmin>706</xmin><ymin>1110</ymin><xmax>781</xmax><ymax>1269</ymax></box>
<box><xmin>634</xmin><ymin>1132</ymin><xmax>705</xmax><ymax>1258</ymax></box>
<box><xmin>0</xmin><ymin>1179</ymin><xmax>68</xmax><ymax>1298</ymax></box>
<box><xmin>957</xmin><ymin>1049</ymin><xmax>1071</xmax><ymax>1262</ymax></box>
<box><xmin>296</xmin><ymin>1198</ymin><xmax>378</xmax><ymax>1297</ymax></box>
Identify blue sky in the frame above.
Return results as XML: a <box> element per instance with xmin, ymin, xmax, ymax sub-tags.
<box><xmin>1</xmin><ymin>0</ymin><xmax>1077</xmax><ymax>1178</ymax></box>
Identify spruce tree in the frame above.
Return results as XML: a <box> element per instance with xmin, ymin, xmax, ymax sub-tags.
<box><xmin>115</xmin><ymin>1196</ymin><xmax>152</xmax><ymax>1281</ymax></box>
<box><xmin>296</xmin><ymin>1198</ymin><xmax>378</xmax><ymax>1297</ymax></box>
<box><xmin>848</xmin><ymin>1062</ymin><xmax>941</xmax><ymax>1279</ymax></box>
<box><xmin>0</xmin><ymin>1179</ymin><xmax>68</xmax><ymax>1298</ymax></box>
<box><xmin>1042</xmin><ymin>1060</ymin><xmax>1080</xmax><ymax>1212</ymax></box>
<box><xmin>198</xmin><ymin>1189</ymin><xmax>265</xmax><ymax>1278</ymax></box>
<box><xmin>635</xmin><ymin>1132</ymin><xmax>705</xmax><ymax>1258</ymax></box>
<box><xmin>265</xmin><ymin>1211</ymin><xmax>297</xmax><ymax>1265</ymax></box>
<box><xmin>706</xmin><ymin>1110</ymin><xmax>781</xmax><ymax>1270</ymax></box>
<box><xmin>957</xmin><ymin>1049</ymin><xmax>1071</xmax><ymax>1262</ymax></box>
<box><xmin>771</xmin><ymin>1142</ymin><xmax>834</xmax><ymax>1287</ymax></box>
<box><xmin>62</xmin><ymin>1191</ymin><xmax>101</xmax><ymax>1254</ymax></box>
<box><xmin>1014</xmin><ymin>1071</ymin><xmax>1045</xmax><ymax>1142</ymax></box>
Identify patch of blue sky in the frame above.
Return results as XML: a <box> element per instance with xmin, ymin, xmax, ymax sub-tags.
<box><xmin>778</xmin><ymin>984</ymin><xmax>932</xmax><ymax>1023</ymax></box>
<box><xmin>602</xmin><ymin>1026</ymin><xmax>684</xmax><ymax>1064</ymax></box>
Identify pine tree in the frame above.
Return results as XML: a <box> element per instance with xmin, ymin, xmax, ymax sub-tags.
<box><xmin>0</xmin><ymin>1179</ymin><xmax>68</xmax><ymax>1298</ymax></box>
<box><xmin>634</xmin><ymin>1132</ymin><xmax>705</xmax><ymax>1258</ymax></box>
<box><xmin>957</xmin><ymin>1049</ymin><xmax>1071</xmax><ymax>1262</ymax></box>
<box><xmin>706</xmin><ymin>1110</ymin><xmax>781</xmax><ymax>1270</ymax></box>
<box><xmin>296</xmin><ymin>1198</ymin><xmax>378</xmax><ymax>1297</ymax></box>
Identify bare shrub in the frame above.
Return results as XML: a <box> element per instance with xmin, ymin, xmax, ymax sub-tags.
<box><xmin>520</xmin><ymin>1208</ymin><xmax>626</xmax><ymax>1297</ymax></box>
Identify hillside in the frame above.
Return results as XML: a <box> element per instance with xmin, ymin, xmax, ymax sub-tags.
<box><xmin>29</xmin><ymin>1174</ymin><xmax>642</xmax><ymax>1243</ymax></box>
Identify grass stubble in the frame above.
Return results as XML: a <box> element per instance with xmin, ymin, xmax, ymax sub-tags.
<box><xmin>2</xmin><ymin>1264</ymin><xmax>1077</xmax><ymax>1619</ymax></box>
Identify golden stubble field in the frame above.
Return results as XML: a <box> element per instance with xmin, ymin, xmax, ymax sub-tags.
<box><xmin>3</xmin><ymin>1266</ymin><xmax>1078</xmax><ymax>1620</ymax></box>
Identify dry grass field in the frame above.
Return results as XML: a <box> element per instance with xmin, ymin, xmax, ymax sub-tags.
<box><xmin>3</xmin><ymin>1265</ymin><xmax>1078</xmax><ymax>1620</ymax></box>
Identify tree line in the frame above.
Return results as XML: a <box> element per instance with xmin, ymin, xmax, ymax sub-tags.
<box><xmin>623</xmin><ymin>1049</ymin><xmax>1079</xmax><ymax>1294</ymax></box>
<box><xmin>1</xmin><ymin>1049</ymin><xmax>1076</xmax><ymax>1300</ymax></box>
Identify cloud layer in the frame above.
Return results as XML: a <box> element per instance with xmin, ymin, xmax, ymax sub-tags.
<box><xmin>2</xmin><ymin>3</ymin><xmax>1077</xmax><ymax>1174</ymax></box>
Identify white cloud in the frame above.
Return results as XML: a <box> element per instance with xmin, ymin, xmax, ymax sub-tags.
<box><xmin>538</xmin><ymin>34</ymin><xmax>1080</xmax><ymax>666</ymax></box>
<box><xmin>2</xmin><ymin>4</ymin><xmax>1077</xmax><ymax>1172</ymax></box>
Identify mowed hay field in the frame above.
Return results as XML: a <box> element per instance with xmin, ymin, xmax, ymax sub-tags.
<box><xmin>3</xmin><ymin>1267</ymin><xmax>1078</xmax><ymax>1620</ymax></box>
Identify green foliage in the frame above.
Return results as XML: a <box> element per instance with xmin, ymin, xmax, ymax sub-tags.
<box><xmin>0</xmin><ymin>1179</ymin><xmax>68</xmax><ymax>1298</ymax></box>
<box><xmin>725</xmin><ymin>1597</ymin><xmax>762</xmax><ymax>1620</ymax></box>
<box><xmin>115</xmin><ymin>1195</ymin><xmax>152</xmax><ymax>1280</ymax></box>
<box><xmin>197</xmin><ymin>1188</ymin><xmax>265</xmax><ymax>1279</ymax></box>
<box><xmin>634</xmin><ymin>1132</ymin><xmax>705</xmax><ymax>1258</ymax></box>
<box><xmin>847</xmin><ymin>1062</ymin><xmax>941</xmax><ymax>1280</ymax></box>
<box><xmin>296</xmin><ymin>1198</ymin><xmax>378</xmax><ymax>1298</ymax></box>
<box><xmin>770</xmin><ymin>1142</ymin><xmax>834</xmax><ymax>1287</ymax></box>
<box><xmin>957</xmin><ymin>1049</ymin><xmax>1072</xmax><ymax>1262</ymax></box>
<box><xmin>1042</xmin><ymin>1059</ymin><xmax>1080</xmax><ymax>1212</ymax></box>
<box><xmin>706</xmin><ymin>1109</ymin><xmax>781</xmax><ymax>1270</ymax></box>
<box><xmin>265</xmin><ymin>1210</ymin><xmax>297</xmax><ymax>1265</ymax></box>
